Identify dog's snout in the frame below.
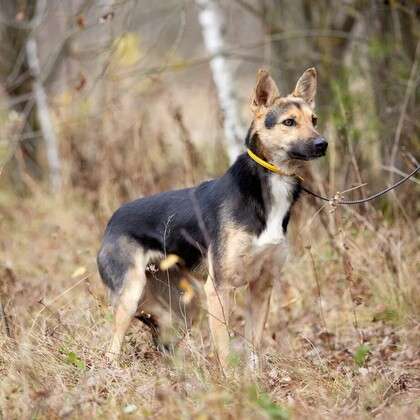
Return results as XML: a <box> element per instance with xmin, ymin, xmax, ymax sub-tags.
<box><xmin>314</xmin><ymin>137</ymin><xmax>328</xmax><ymax>154</ymax></box>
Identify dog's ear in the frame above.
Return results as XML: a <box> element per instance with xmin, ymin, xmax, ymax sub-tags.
<box><xmin>293</xmin><ymin>67</ymin><xmax>317</xmax><ymax>108</ymax></box>
<box><xmin>251</xmin><ymin>69</ymin><xmax>280</xmax><ymax>111</ymax></box>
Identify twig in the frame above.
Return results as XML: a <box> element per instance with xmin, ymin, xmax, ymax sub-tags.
<box><xmin>334</xmin><ymin>211</ymin><xmax>364</xmax><ymax>344</ymax></box>
<box><xmin>341</xmin><ymin>183</ymin><xmax>368</xmax><ymax>194</ymax></box>
<box><xmin>380</xmin><ymin>165</ymin><xmax>420</xmax><ymax>186</ymax></box>
<box><xmin>233</xmin><ymin>0</ymin><xmax>282</xmax><ymax>32</ymax></box>
<box><xmin>389</xmin><ymin>41</ymin><xmax>420</xmax><ymax>182</ymax></box>
<box><xmin>170</xmin><ymin>104</ymin><xmax>201</xmax><ymax>185</ymax></box>
<box><xmin>0</xmin><ymin>0</ymin><xmax>47</xmax><ymax>30</ymax></box>
<box><xmin>0</xmin><ymin>99</ymin><xmax>35</xmax><ymax>178</ymax></box>
<box><xmin>335</xmin><ymin>82</ymin><xmax>370</xmax><ymax>214</ymax></box>
<box><xmin>0</xmin><ymin>301</ymin><xmax>11</xmax><ymax>338</ymax></box>
<box><xmin>301</xmin><ymin>164</ymin><xmax>419</xmax><ymax>205</ymax></box>
<box><xmin>307</xmin><ymin>246</ymin><xmax>328</xmax><ymax>332</ymax></box>
<box><xmin>29</xmin><ymin>275</ymin><xmax>90</xmax><ymax>335</ymax></box>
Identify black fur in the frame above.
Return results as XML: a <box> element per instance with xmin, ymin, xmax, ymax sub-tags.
<box><xmin>244</xmin><ymin>124</ymin><xmax>254</xmax><ymax>149</ymax></box>
<box><xmin>281</xmin><ymin>210</ymin><xmax>291</xmax><ymax>233</ymax></box>
<box><xmin>245</xmin><ymin>127</ymin><xmax>266</xmax><ymax>158</ymax></box>
<box><xmin>281</xmin><ymin>181</ymin><xmax>301</xmax><ymax>233</ymax></box>
<box><xmin>264</xmin><ymin>110</ymin><xmax>278</xmax><ymax>129</ymax></box>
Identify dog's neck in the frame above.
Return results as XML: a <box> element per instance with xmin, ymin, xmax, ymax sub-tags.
<box><xmin>227</xmin><ymin>151</ymin><xmax>301</xmax><ymax>236</ymax></box>
<box><xmin>244</xmin><ymin>125</ymin><xmax>295</xmax><ymax>176</ymax></box>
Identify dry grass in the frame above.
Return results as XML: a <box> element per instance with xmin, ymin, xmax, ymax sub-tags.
<box><xmin>0</xmin><ymin>185</ymin><xmax>419</xmax><ymax>419</ymax></box>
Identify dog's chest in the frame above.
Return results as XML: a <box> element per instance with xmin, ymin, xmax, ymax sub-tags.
<box><xmin>253</xmin><ymin>177</ymin><xmax>293</xmax><ymax>249</ymax></box>
<box><xmin>221</xmin><ymin>177</ymin><xmax>295</xmax><ymax>287</ymax></box>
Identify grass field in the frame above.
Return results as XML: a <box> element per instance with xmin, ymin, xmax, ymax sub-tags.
<box><xmin>1</xmin><ymin>187</ymin><xmax>419</xmax><ymax>419</ymax></box>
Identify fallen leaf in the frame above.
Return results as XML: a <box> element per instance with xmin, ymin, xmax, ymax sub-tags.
<box><xmin>123</xmin><ymin>403</ymin><xmax>137</xmax><ymax>414</ymax></box>
<box><xmin>74</xmin><ymin>74</ymin><xmax>86</xmax><ymax>91</ymax></box>
<box><xmin>160</xmin><ymin>254</ymin><xmax>181</xmax><ymax>271</ymax></box>
<box><xmin>71</xmin><ymin>266</ymin><xmax>87</xmax><ymax>278</ymax></box>
<box><xmin>76</xmin><ymin>15</ymin><xmax>86</xmax><ymax>28</ymax></box>
<box><xmin>179</xmin><ymin>278</ymin><xmax>194</xmax><ymax>304</ymax></box>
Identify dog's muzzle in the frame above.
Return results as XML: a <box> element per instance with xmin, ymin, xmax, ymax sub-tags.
<box><xmin>288</xmin><ymin>137</ymin><xmax>328</xmax><ymax>160</ymax></box>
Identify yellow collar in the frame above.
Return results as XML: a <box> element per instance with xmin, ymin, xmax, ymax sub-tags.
<box><xmin>247</xmin><ymin>148</ymin><xmax>302</xmax><ymax>180</ymax></box>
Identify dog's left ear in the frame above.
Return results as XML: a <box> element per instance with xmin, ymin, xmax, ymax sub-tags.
<box><xmin>293</xmin><ymin>67</ymin><xmax>317</xmax><ymax>108</ymax></box>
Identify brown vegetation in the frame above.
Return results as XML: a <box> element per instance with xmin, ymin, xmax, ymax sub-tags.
<box><xmin>0</xmin><ymin>1</ymin><xmax>419</xmax><ymax>418</ymax></box>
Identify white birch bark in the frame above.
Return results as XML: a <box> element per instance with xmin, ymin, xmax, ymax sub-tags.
<box><xmin>26</xmin><ymin>37</ymin><xmax>62</xmax><ymax>192</ymax></box>
<box><xmin>196</xmin><ymin>0</ymin><xmax>245</xmax><ymax>163</ymax></box>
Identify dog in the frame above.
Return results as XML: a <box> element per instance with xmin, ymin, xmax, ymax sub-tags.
<box><xmin>97</xmin><ymin>67</ymin><xmax>327</xmax><ymax>372</ymax></box>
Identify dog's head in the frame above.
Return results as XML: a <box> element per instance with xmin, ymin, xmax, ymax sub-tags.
<box><xmin>247</xmin><ymin>68</ymin><xmax>327</xmax><ymax>166</ymax></box>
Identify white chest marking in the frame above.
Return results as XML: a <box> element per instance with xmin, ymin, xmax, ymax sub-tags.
<box><xmin>254</xmin><ymin>177</ymin><xmax>293</xmax><ymax>248</ymax></box>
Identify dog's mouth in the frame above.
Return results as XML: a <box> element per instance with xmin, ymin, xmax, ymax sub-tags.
<box><xmin>288</xmin><ymin>150</ymin><xmax>326</xmax><ymax>161</ymax></box>
<box><xmin>287</xmin><ymin>137</ymin><xmax>328</xmax><ymax>161</ymax></box>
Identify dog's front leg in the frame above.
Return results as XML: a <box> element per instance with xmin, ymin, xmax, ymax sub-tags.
<box><xmin>245</xmin><ymin>276</ymin><xmax>273</xmax><ymax>372</ymax></box>
<box><xmin>204</xmin><ymin>274</ymin><xmax>232</xmax><ymax>374</ymax></box>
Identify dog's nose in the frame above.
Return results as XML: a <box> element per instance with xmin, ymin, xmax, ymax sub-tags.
<box><xmin>314</xmin><ymin>137</ymin><xmax>328</xmax><ymax>154</ymax></box>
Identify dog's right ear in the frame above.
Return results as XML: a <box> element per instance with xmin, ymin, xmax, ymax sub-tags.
<box><xmin>251</xmin><ymin>69</ymin><xmax>280</xmax><ymax>111</ymax></box>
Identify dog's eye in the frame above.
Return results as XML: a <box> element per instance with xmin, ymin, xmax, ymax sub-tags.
<box><xmin>312</xmin><ymin>116</ymin><xmax>318</xmax><ymax>126</ymax></box>
<box><xmin>283</xmin><ymin>119</ymin><xmax>296</xmax><ymax>127</ymax></box>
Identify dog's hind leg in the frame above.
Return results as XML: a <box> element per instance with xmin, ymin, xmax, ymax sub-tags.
<box><xmin>108</xmin><ymin>252</ymin><xmax>147</xmax><ymax>362</ymax></box>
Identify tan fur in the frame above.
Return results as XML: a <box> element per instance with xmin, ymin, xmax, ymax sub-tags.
<box><xmin>204</xmin><ymin>250</ymin><xmax>232</xmax><ymax>373</ymax></box>
<box><xmin>251</xmin><ymin>69</ymin><xmax>281</xmax><ymax>111</ymax></box>
<box><xmin>220</xmin><ymin>223</ymin><xmax>253</xmax><ymax>287</ymax></box>
<box><xmin>252</xmin><ymin>96</ymin><xmax>319</xmax><ymax>169</ymax></box>
<box><xmin>245</xmin><ymin>272</ymin><xmax>273</xmax><ymax>370</ymax></box>
<box><xmin>108</xmin><ymin>250</ymin><xmax>148</xmax><ymax>361</ymax></box>
<box><xmin>293</xmin><ymin>67</ymin><xmax>317</xmax><ymax>108</ymax></box>
<box><xmin>107</xmin><ymin>240</ymin><xmax>202</xmax><ymax>361</ymax></box>
<box><xmin>249</xmin><ymin>67</ymin><xmax>320</xmax><ymax>174</ymax></box>
<box><xmin>213</xmin><ymin>219</ymin><xmax>288</xmax><ymax>371</ymax></box>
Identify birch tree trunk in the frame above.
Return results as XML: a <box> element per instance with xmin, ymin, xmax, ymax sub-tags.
<box><xmin>196</xmin><ymin>0</ymin><xmax>245</xmax><ymax>163</ymax></box>
<box><xmin>26</xmin><ymin>36</ymin><xmax>62</xmax><ymax>192</ymax></box>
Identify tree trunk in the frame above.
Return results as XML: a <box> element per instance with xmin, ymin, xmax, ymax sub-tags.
<box><xmin>196</xmin><ymin>0</ymin><xmax>245</xmax><ymax>163</ymax></box>
<box><xmin>26</xmin><ymin>36</ymin><xmax>62</xmax><ymax>192</ymax></box>
<box><xmin>0</xmin><ymin>0</ymin><xmax>40</xmax><ymax>184</ymax></box>
<box><xmin>0</xmin><ymin>0</ymin><xmax>71</xmax><ymax>191</ymax></box>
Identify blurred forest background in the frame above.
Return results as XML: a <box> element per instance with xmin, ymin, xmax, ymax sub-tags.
<box><xmin>0</xmin><ymin>0</ymin><xmax>418</xmax><ymax>211</ymax></box>
<box><xmin>0</xmin><ymin>1</ymin><xmax>419</xmax><ymax>418</ymax></box>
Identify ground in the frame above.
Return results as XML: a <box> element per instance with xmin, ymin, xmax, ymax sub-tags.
<box><xmin>0</xmin><ymin>191</ymin><xmax>419</xmax><ymax>419</ymax></box>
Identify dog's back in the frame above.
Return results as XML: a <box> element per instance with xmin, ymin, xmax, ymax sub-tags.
<box><xmin>98</xmin><ymin>182</ymin><xmax>216</xmax><ymax>282</ymax></box>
